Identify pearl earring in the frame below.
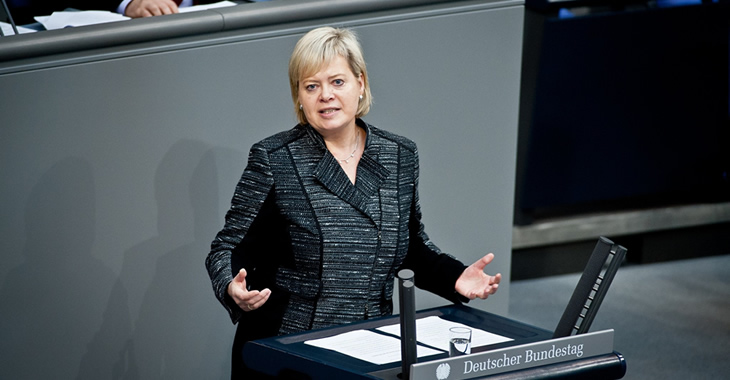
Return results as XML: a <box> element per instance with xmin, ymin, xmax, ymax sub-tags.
<box><xmin>299</xmin><ymin>104</ymin><xmax>303</xmax><ymax>110</ymax></box>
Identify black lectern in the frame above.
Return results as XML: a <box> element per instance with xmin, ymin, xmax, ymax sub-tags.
<box><xmin>242</xmin><ymin>305</ymin><xmax>626</xmax><ymax>379</ymax></box>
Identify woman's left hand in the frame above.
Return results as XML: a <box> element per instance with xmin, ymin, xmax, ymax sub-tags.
<box><xmin>455</xmin><ymin>253</ymin><xmax>502</xmax><ymax>300</ymax></box>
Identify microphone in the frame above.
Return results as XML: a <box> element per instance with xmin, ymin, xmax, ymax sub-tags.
<box><xmin>398</xmin><ymin>269</ymin><xmax>416</xmax><ymax>379</ymax></box>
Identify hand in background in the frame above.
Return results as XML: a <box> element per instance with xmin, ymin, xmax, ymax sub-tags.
<box><xmin>125</xmin><ymin>0</ymin><xmax>180</xmax><ymax>18</ymax></box>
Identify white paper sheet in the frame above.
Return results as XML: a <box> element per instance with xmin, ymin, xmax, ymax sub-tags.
<box><xmin>377</xmin><ymin>316</ymin><xmax>513</xmax><ymax>352</ymax></box>
<box><xmin>35</xmin><ymin>11</ymin><xmax>129</xmax><ymax>30</ymax></box>
<box><xmin>178</xmin><ymin>1</ymin><xmax>238</xmax><ymax>13</ymax></box>
<box><xmin>304</xmin><ymin>329</ymin><xmax>442</xmax><ymax>365</ymax></box>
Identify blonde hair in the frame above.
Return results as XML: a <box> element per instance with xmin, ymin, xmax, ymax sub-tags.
<box><xmin>288</xmin><ymin>27</ymin><xmax>372</xmax><ymax>125</ymax></box>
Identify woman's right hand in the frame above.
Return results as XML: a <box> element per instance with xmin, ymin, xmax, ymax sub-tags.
<box><xmin>227</xmin><ymin>268</ymin><xmax>271</xmax><ymax>312</ymax></box>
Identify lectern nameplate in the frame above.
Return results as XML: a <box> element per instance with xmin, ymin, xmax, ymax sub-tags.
<box><xmin>410</xmin><ymin>329</ymin><xmax>614</xmax><ymax>380</ymax></box>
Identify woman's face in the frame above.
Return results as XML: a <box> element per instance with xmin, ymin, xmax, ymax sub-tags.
<box><xmin>298</xmin><ymin>55</ymin><xmax>364</xmax><ymax>136</ymax></box>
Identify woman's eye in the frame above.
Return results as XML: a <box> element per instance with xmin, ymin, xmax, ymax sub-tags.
<box><xmin>305</xmin><ymin>84</ymin><xmax>316</xmax><ymax>91</ymax></box>
<box><xmin>333</xmin><ymin>79</ymin><xmax>344</xmax><ymax>86</ymax></box>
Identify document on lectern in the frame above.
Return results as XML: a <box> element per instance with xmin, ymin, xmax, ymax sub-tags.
<box><xmin>303</xmin><ymin>316</ymin><xmax>513</xmax><ymax>365</ymax></box>
<box><xmin>304</xmin><ymin>329</ymin><xmax>442</xmax><ymax>365</ymax></box>
<box><xmin>378</xmin><ymin>316</ymin><xmax>513</xmax><ymax>351</ymax></box>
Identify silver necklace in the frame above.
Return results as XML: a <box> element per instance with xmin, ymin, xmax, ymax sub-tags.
<box><xmin>337</xmin><ymin>130</ymin><xmax>360</xmax><ymax>164</ymax></box>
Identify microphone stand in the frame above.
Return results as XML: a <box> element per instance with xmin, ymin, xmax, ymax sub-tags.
<box><xmin>398</xmin><ymin>269</ymin><xmax>416</xmax><ymax>379</ymax></box>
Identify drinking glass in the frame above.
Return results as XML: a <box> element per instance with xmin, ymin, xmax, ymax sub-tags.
<box><xmin>449</xmin><ymin>326</ymin><xmax>472</xmax><ymax>357</ymax></box>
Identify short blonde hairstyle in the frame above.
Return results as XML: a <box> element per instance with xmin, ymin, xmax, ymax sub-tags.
<box><xmin>289</xmin><ymin>26</ymin><xmax>372</xmax><ymax>125</ymax></box>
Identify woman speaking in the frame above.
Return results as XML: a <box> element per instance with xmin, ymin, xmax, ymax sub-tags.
<box><xmin>206</xmin><ymin>26</ymin><xmax>502</xmax><ymax>378</ymax></box>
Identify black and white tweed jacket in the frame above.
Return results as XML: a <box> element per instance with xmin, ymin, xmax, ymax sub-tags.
<box><xmin>206</xmin><ymin>119</ymin><xmax>466</xmax><ymax>338</ymax></box>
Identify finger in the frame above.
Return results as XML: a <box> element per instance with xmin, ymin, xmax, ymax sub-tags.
<box><xmin>489</xmin><ymin>283</ymin><xmax>499</xmax><ymax>294</ymax></box>
<box><xmin>147</xmin><ymin>4</ymin><xmax>166</xmax><ymax>16</ymax></box>
<box><xmin>246</xmin><ymin>288</ymin><xmax>272</xmax><ymax>311</ymax></box>
<box><xmin>470</xmin><ymin>281</ymin><xmax>497</xmax><ymax>300</ymax></box>
<box><xmin>233</xmin><ymin>268</ymin><xmax>247</xmax><ymax>284</ymax></box>
<box><xmin>250</xmin><ymin>288</ymin><xmax>272</xmax><ymax>307</ymax></box>
<box><xmin>153</xmin><ymin>0</ymin><xmax>179</xmax><ymax>14</ymax></box>
<box><xmin>242</xmin><ymin>286</ymin><xmax>270</xmax><ymax>303</ymax></box>
<box><xmin>481</xmin><ymin>253</ymin><xmax>495</xmax><ymax>266</ymax></box>
<box><xmin>160</xmin><ymin>3</ymin><xmax>178</xmax><ymax>15</ymax></box>
<box><xmin>477</xmin><ymin>288</ymin><xmax>491</xmax><ymax>299</ymax></box>
<box><xmin>471</xmin><ymin>253</ymin><xmax>495</xmax><ymax>272</ymax></box>
<box><xmin>238</xmin><ymin>290</ymin><xmax>260</xmax><ymax>311</ymax></box>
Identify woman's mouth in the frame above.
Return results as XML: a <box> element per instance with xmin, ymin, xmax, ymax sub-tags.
<box><xmin>320</xmin><ymin>108</ymin><xmax>339</xmax><ymax>115</ymax></box>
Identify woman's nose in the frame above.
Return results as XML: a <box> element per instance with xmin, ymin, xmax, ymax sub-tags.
<box><xmin>320</xmin><ymin>85</ymin><xmax>334</xmax><ymax>100</ymax></box>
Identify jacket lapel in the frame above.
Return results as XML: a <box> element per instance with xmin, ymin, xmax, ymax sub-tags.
<box><xmin>312</xmin><ymin>125</ymin><xmax>391</xmax><ymax>222</ymax></box>
<box><xmin>357</xmin><ymin>144</ymin><xmax>389</xmax><ymax>198</ymax></box>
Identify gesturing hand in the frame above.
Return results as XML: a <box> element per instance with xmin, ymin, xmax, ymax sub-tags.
<box><xmin>455</xmin><ymin>253</ymin><xmax>502</xmax><ymax>300</ymax></box>
<box><xmin>227</xmin><ymin>268</ymin><xmax>271</xmax><ymax>312</ymax></box>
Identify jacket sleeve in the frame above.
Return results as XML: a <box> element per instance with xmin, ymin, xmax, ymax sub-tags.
<box><xmin>400</xmin><ymin>148</ymin><xmax>468</xmax><ymax>304</ymax></box>
<box><xmin>205</xmin><ymin>142</ymin><xmax>274</xmax><ymax>324</ymax></box>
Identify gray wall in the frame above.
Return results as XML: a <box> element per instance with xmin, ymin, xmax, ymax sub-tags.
<box><xmin>0</xmin><ymin>1</ymin><xmax>523</xmax><ymax>378</ymax></box>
